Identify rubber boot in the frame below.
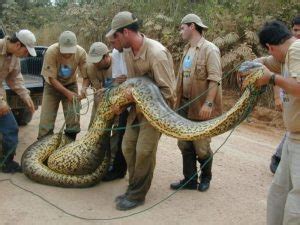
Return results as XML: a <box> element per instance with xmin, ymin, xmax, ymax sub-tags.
<box><xmin>170</xmin><ymin>148</ymin><xmax>198</xmax><ymax>190</ymax></box>
<box><xmin>198</xmin><ymin>153</ymin><xmax>213</xmax><ymax>192</ymax></box>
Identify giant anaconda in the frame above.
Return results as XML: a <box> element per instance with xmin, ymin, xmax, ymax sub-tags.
<box><xmin>21</xmin><ymin>61</ymin><xmax>265</xmax><ymax>188</ymax></box>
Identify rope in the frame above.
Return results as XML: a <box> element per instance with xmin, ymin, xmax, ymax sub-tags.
<box><xmin>0</xmin><ymin>62</ymin><xmax>247</xmax><ymax>168</ymax></box>
<box><xmin>0</xmin><ymin>62</ymin><xmax>263</xmax><ymax>220</ymax></box>
<box><xmin>0</xmin><ymin>86</ymin><xmax>262</xmax><ymax>221</ymax></box>
<box><xmin>75</xmin><ymin>63</ymin><xmax>242</xmax><ymax>133</ymax></box>
<box><xmin>0</xmin><ymin>127</ymin><xmax>237</xmax><ymax>221</ymax></box>
<box><xmin>9</xmin><ymin>62</ymin><xmax>240</xmax><ymax>131</ymax></box>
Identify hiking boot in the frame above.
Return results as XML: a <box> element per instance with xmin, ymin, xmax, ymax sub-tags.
<box><xmin>170</xmin><ymin>179</ymin><xmax>198</xmax><ymax>190</ymax></box>
<box><xmin>115</xmin><ymin>193</ymin><xmax>127</xmax><ymax>204</ymax></box>
<box><xmin>2</xmin><ymin>160</ymin><xmax>22</xmax><ymax>173</ymax></box>
<box><xmin>198</xmin><ymin>177</ymin><xmax>210</xmax><ymax>192</ymax></box>
<box><xmin>116</xmin><ymin>197</ymin><xmax>144</xmax><ymax>211</ymax></box>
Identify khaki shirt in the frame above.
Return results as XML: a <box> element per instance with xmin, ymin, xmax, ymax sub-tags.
<box><xmin>123</xmin><ymin>35</ymin><xmax>176</xmax><ymax>122</ymax></box>
<box><xmin>263</xmin><ymin>40</ymin><xmax>300</xmax><ymax>140</ymax></box>
<box><xmin>41</xmin><ymin>43</ymin><xmax>87</xmax><ymax>86</ymax></box>
<box><xmin>86</xmin><ymin>61</ymin><xmax>112</xmax><ymax>108</ymax></box>
<box><xmin>282</xmin><ymin>40</ymin><xmax>300</xmax><ymax>140</ymax></box>
<box><xmin>86</xmin><ymin>60</ymin><xmax>112</xmax><ymax>91</ymax></box>
<box><xmin>176</xmin><ymin>37</ymin><xmax>223</xmax><ymax>120</ymax></box>
<box><xmin>0</xmin><ymin>37</ymin><xmax>30</xmax><ymax>108</ymax></box>
<box><xmin>259</xmin><ymin>56</ymin><xmax>281</xmax><ymax>74</ymax></box>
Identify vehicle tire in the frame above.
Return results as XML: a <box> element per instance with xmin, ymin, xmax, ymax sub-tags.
<box><xmin>12</xmin><ymin>108</ymin><xmax>33</xmax><ymax>126</ymax></box>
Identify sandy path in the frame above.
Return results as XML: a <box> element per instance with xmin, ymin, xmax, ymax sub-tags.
<box><xmin>0</xmin><ymin>104</ymin><xmax>284</xmax><ymax>225</ymax></box>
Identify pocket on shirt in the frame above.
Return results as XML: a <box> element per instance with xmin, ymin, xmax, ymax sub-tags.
<box><xmin>194</xmin><ymin>64</ymin><xmax>207</xmax><ymax>80</ymax></box>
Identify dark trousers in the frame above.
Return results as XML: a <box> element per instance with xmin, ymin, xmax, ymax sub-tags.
<box><xmin>110</xmin><ymin>110</ymin><xmax>128</xmax><ymax>172</ymax></box>
<box><xmin>122</xmin><ymin>114</ymin><xmax>161</xmax><ymax>201</ymax></box>
<box><xmin>0</xmin><ymin>111</ymin><xmax>18</xmax><ymax>163</ymax></box>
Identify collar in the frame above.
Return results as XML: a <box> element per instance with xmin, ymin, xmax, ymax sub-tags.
<box><xmin>130</xmin><ymin>34</ymin><xmax>147</xmax><ymax>60</ymax></box>
<box><xmin>183</xmin><ymin>36</ymin><xmax>206</xmax><ymax>53</ymax></box>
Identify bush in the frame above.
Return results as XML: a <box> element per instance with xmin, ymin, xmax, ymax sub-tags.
<box><xmin>1</xmin><ymin>0</ymin><xmax>299</xmax><ymax>109</ymax></box>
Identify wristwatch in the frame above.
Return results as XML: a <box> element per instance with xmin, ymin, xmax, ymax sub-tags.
<box><xmin>269</xmin><ymin>73</ymin><xmax>276</xmax><ymax>86</ymax></box>
<box><xmin>205</xmin><ymin>100</ymin><xmax>213</xmax><ymax>108</ymax></box>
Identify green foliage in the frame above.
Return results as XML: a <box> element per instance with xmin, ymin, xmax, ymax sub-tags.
<box><xmin>0</xmin><ymin>0</ymin><xmax>299</xmax><ymax>108</ymax></box>
<box><xmin>1</xmin><ymin>1</ymin><xmax>23</xmax><ymax>34</ymax></box>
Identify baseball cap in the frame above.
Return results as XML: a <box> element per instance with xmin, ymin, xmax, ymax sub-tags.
<box><xmin>87</xmin><ymin>42</ymin><xmax>109</xmax><ymax>63</ymax></box>
<box><xmin>106</xmin><ymin>11</ymin><xmax>138</xmax><ymax>37</ymax></box>
<box><xmin>181</xmin><ymin>14</ymin><xmax>208</xmax><ymax>30</ymax></box>
<box><xmin>59</xmin><ymin>31</ymin><xmax>77</xmax><ymax>54</ymax></box>
<box><xmin>16</xmin><ymin>29</ymin><xmax>37</xmax><ymax>56</ymax></box>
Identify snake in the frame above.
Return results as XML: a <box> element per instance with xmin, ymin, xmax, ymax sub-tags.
<box><xmin>21</xmin><ymin>61</ymin><xmax>265</xmax><ymax>188</ymax></box>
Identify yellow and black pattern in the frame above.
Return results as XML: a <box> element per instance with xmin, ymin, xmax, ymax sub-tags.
<box><xmin>21</xmin><ymin>63</ymin><xmax>264</xmax><ymax>188</ymax></box>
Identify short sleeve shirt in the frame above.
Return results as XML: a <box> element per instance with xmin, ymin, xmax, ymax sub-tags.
<box><xmin>182</xmin><ymin>46</ymin><xmax>196</xmax><ymax>98</ymax></box>
<box><xmin>86</xmin><ymin>61</ymin><xmax>112</xmax><ymax>90</ymax></box>
<box><xmin>256</xmin><ymin>41</ymin><xmax>300</xmax><ymax>140</ymax></box>
<box><xmin>176</xmin><ymin>37</ymin><xmax>222</xmax><ymax>120</ymax></box>
<box><xmin>281</xmin><ymin>40</ymin><xmax>300</xmax><ymax>139</ymax></box>
<box><xmin>41</xmin><ymin>43</ymin><xmax>87</xmax><ymax>86</ymax></box>
<box><xmin>0</xmin><ymin>37</ymin><xmax>29</xmax><ymax>108</ymax></box>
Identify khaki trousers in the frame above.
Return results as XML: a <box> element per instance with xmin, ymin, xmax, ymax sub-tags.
<box><xmin>38</xmin><ymin>82</ymin><xmax>80</xmax><ymax>138</ymax></box>
<box><xmin>267</xmin><ymin>137</ymin><xmax>300</xmax><ymax>225</ymax></box>
<box><xmin>177</xmin><ymin>98</ymin><xmax>212</xmax><ymax>159</ymax></box>
<box><xmin>122</xmin><ymin>114</ymin><xmax>161</xmax><ymax>201</ymax></box>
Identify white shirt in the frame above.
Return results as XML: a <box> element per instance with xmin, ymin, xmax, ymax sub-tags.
<box><xmin>112</xmin><ymin>48</ymin><xmax>127</xmax><ymax>78</ymax></box>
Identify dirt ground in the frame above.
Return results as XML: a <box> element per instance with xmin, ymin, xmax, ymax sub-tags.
<box><xmin>0</xmin><ymin>95</ymin><xmax>285</xmax><ymax>225</ymax></box>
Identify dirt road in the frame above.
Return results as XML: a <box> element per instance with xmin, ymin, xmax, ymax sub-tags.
<box><xmin>0</xmin><ymin>105</ymin><xmax>284</xmax><ymax>225</ymax></box>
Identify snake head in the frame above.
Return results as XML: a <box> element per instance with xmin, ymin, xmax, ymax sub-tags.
<box><xmin>238</xmin><ymin>61</ymin><xmax>264</xmax><ymax>90</ymax></box>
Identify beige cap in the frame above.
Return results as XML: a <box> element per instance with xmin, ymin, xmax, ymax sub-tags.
<box><xmin>59</xmin><ymin>31</ymin><xmax>77</xmax><ymax>54</ymax></box>
<box><xmin>87</xmin><ymin>42</ymin><xmax>109</xmax><ymax>63</ymax></box>
<box><xmin>16</xmin><ymin>29</ymin><xmax>37</xmax><ymax>56</ymax></box>
<box><xmin>181</xmin><ymin>14</ymin><xmax>208</xmax><ymax>30</ymax></box>
<box><xmin>106</xmin><ymin>11</ymin><xmax>138</xmax><ymax>37</ymax></box>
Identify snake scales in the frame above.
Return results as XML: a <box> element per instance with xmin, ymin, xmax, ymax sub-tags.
<box><xmin>21</xmin><ymin>61</ymin><xmax>264</xmax><ymax>188</ymax></box>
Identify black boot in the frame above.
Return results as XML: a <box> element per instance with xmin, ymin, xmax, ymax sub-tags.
<box><xmin>198</xmin><ymin>154</ymin><xmax>213</xmax><ymax>192</ymax></box>
<box><xmin>170</xmin><ymin>149</ymin><xmax>198</xmax><ymax>190</ymax></box>
<box><xmin>64</xmin><ymin>132</ymin><xmax>77</xmax><ymax>141</ymax></box>
<box><xmin>102</xmin><ymin>144</ymin><xmax>127</xmax><ymax>182</ymax></box>
<box><xmin>103</xmin><ymin>113</ymin><xmax>128</xmax><ymax>182</ymax></box>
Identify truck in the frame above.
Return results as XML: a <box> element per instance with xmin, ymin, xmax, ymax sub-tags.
<box><xmin>1</xmin><ymin>26</ymin><xmax>45</xmax><ymax>125</ymax></box>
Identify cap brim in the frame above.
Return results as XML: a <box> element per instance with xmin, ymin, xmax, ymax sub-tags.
<box><xmin>197</xmin><ymin>23</ymin><xmax>208</xmax><ymax>30</ymax></box>
<box><xmin>60</xmin><ymin>45</ymin><xmax>77</xmax><ymax>54</ymax></box>
<box><xmin>87</xmin><ymin>55</ymin><xmax>103</xmax><ymax>63</ymax></box>
<box><xmin>105</xmin><ymin>29</ymin><xmax>117</xmax><ymax>38</ymax></box>
<box><xmin>26</xmin><ymin>46</ymin><xmax>36</xmax><ymax>57</ymax></box>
